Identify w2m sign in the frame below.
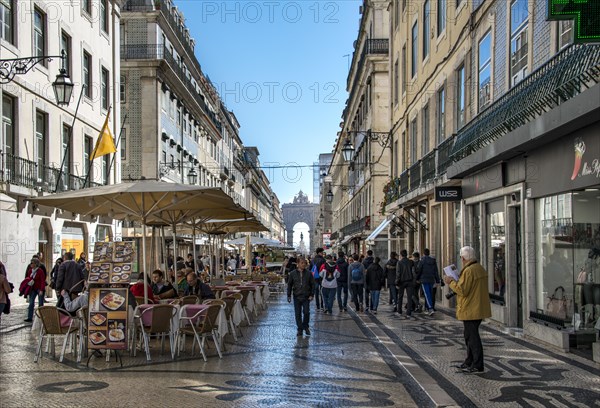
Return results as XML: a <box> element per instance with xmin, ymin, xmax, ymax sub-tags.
<box><xmin>548</xmin><ymin>0</ymin><xmax>600</xmax><ymax>43</ymax></box>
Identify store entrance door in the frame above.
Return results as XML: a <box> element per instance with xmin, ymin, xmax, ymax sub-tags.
<box><xmin>508</xmin><ymin>205</ymin><xmax>524</xmax><ymax>328</ymax></box>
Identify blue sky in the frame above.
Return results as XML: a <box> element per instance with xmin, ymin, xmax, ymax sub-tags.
<box><xmin>176</xmin><ymin>0</ymin><xmax>362</xmax><ymax>205</ymax></box>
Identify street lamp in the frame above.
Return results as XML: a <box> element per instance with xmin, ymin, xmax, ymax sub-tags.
<box><xmin>326</xmin><ymin>189</ymin><xmax>334</xmax><ymax>203</ymax></box>
<box><xmin>340</xmin><ymin>130</ymin><xmax>391</xmax><ymax>163</ymax></box>
<box><xmin>159</xmin><ymin>162</ymin><xmax>199</xmax><ymax>184</ymax></box>
<box><xmin>342</xmin><ymin>138</ymin><xmax>354</xmax><ymax>162</ymax></box>
<box><xmin>0</xmin><ymin>50</ymin><xmax>73</xmax><ymax>106</ymax></box>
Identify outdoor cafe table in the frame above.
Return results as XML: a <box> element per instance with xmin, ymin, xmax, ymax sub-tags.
<box><xmin>221</xmin><ymin>290</ymin><xmax>243</xmax><ymax>326</ymax></box>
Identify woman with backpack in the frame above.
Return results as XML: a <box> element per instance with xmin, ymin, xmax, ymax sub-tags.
<box><xmin>320</xmin><ymin>255</ymin><xmax>339</xmax><ymax>314</ymax></box>
<box><xmin>365</xmin><ymin>257</ymin><xmax>386</xmax><ymax>314</ymax></box>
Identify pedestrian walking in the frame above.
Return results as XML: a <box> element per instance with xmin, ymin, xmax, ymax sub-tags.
<box><xmin>365</xmin><ymin>257</ymin><xmax>385</xmax><ymax>314</ymax></box>
<box><xmin>336</xmin><ymin>252</ymin><xmax>349</xmax><ymax>311</ymax></box>
<box><xmin>385</xmin><ymin>252</ymin><xmax>399</xmax><ymax>310</ymax></box>
<box><xmin>395</xmin><ymin>250</ymin><xmax>415</xmax><ymax>320</ymax></box>
<box><xmin>362</xmin><ymin>250</ymin><xmax>374</xmax><ymax>311</ymax></box>
<box><xmin>416</xmin><ymin>248</ymin><xmax>441</xmax><ymax>315</ymax></box>
<box><xmin>443</xmin><ymin>246</ymin><xmax>492</xmax><ymax>374</ymax></box>
<box><xmin>320</xmin><ymin>255</ymin><xmax>339</xmax><ymax>314</ymax></box>
<box><xmin>348</xmin><ymin>254</ymin><xmax>365</xmax><ymax>312</ymax></box>
<box><xmin>412</xmin><ymin>252</ymin><xmax>423</xmax><ymax>313</ymax></box>
<box><xmin>0</xmin><ymin>271</ymin><xmax>13</xmax><ymax>324</ymax></box>
<box><xmin>312</xmin><ymin>248</ymin><xmax>326</xmax><ymax>311</ymax></box>
<box><xmin>24</xmin><ymin>258</ymin><xmax>46</xmax><ymax>322</ymax></box>
<box><xmin>287</xmin><ymin>258</ymin><xmax>315</xmax><ymax>336</ymax></box>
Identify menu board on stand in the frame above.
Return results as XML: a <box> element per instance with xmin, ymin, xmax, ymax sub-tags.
<box><xmin>86</xmin><ymin>241</ymin><xmax>134</xmax><ymax>366</ymax></box>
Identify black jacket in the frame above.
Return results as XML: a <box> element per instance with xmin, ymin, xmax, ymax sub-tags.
<box><xmin>416</xmin><ymin>255</ymin><xmax>440</xmax><ymax>284</ymax></box>
<box><xmin>56</xmin><ymin>260</ymin><xmax>84</xmax><ymax>293</ymax></box>
<box><xmin>395</xmin><ymin>257</ymin><xmax>415</xmax><ymax>285</ymax></box>
<box><xmin>362</xmin><ymin>256</ymin><xmax>374</xmax><ymax>269</ymax></box>
<box><xmin>365</xmin><ymin>263</ymin><xmax>385</xmax><ymax>291</ymax></box>
<box><xmin>335</xmin><ymin>259</ymin><xmax>349</xmax><ymax>284</ymax></box>
<box><xmin>385</xmin><ymin>257</ymin><xmax>398</xmax><ymax>283</ymax></box>
<box><xmin>287</xmin><ymin>268</ymin><xmax>315</xmax><ymax>300</ymax></box>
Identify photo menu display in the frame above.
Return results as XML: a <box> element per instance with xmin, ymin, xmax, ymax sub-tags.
<box><xmin>88</xmin><ymin>287</ymin><xmax>129</xmax><ymax>350</ymax></box>
<box><xmin>90</xmin><ymin>242</ymin><xmax>135</xmax><ymax>284</ymax></box>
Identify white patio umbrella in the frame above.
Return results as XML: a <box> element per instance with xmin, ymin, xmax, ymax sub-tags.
<box><xmin>29</xmin><ymin>179</ymin><xmax>246</xmax><ymax>303</ymax></box>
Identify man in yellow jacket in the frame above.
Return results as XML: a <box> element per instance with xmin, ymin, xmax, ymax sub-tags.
<box><xmin>443</xmin><ymin>246</ymin><xmax>491</xmax><ymax>374</ymax></box>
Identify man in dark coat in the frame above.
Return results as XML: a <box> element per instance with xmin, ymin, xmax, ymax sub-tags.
<box><xmin>312</xmin><ymin>247</ymin><xmax>326</xmax><ymax>311</ymax></box>
<box><xmin>56</xmin><ymin>252</ymin><xmax>84</xmax><ymax>303</ymax></box>
<box><xmin>287</xmin><ymin>258</ymin><xmax>315</xmax><ymax>336</ymax></box>
<box><xmin>395</xmin><ymin>249</ymin><xmax>415</xmax><ymax>319</ymax></box>
<box><xmin>385</xmin><ymin>252</ymin><xmax>399</xmax><ymax>310</ymax></box>
<box><xmin>335</xmin><ymin>252</ymin><xmax>349</xmax><ymax>311</ymax></box>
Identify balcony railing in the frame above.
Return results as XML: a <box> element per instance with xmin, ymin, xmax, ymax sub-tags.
<box><xmin>437</xmin><ymin>134</ymin><xmax>455</xmax><ymax>175</ymax></box>
<box><xmin>0</xmin><ymin>153</ymin><xmax>101</xmax><ymax>193</ymax></box>
<box><xmin>341</xmin><ymin>216</ymin><xmax>370</xmax><ymax>237</ymax></box>
<box><xmin>121</xmin><ymin>44</ymin><xmax>163</xmax><ymax>60</ymax></box>
<box><xmin>451</xmin><ymin>43</ymin><xmax>600</xmax><ymax>161</ymax></box>
<box><xmin>400</xmin><ymin>171</ymin><xmax>409</xmax><ymax>195</ymax></box>
<box><xmin>421</xmin><ymin>151</ymin><xmax>436</xmax><ymax>182</ymax></box>
<box><xmin>409</xmin><ymin>161</ymin><xmax>421</xmax><ymax>190</ymax></box>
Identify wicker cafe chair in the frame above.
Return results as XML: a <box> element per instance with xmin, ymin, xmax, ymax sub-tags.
<box><xmin>221</xmin><ymin>296</ymin><xmax>239</xmax><ymax>342</ymax></box>
<box><xmin>34</xmin><ymin>306</ymin><xmax>79</xmax><ymax>363</ymax></box>
<box><xmin>135</xmin><ymin>296</ymin><xmax>155</xmax><ymax>306</ymax></box>
<box><xmin>238</xmin><ymin>288</ymin><xmax>254</xmax><ymax>325</ymax></box>
<box><xmin>180</xmin><ymin>295</ymin><xmax>200</xmax><ymax>305</ymax></box>
<box><xmin>177</xmin><ymin>304</ymin><xmax>223</xmax><ymax>361</ymax></box>
<box><xmin>202</xmin><ymin>299</ymin><xmax>227</xmax><ymax>349</ymax></box>
<box><xmin>138</xmin><ymin>304</ymin><xmax>178</xmax><ymax>361</ymax></box>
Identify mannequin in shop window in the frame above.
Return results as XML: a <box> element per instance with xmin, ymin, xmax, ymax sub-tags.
<box><xmin>494</xmin><ymin>245</ymin><xmax>506</xmax><ymax>298</ymax></box>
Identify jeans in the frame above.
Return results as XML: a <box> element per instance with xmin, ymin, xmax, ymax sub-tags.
<box><xmin>322</xmin><ymin>287</ymin><xmax>336</xmax><ymax>313</ymax></box>
<box><xmin>337</xmin><ymin>282</ymin><xmax>348</xmax><ymax>309</ymax></box>
<box><xmin>463</xmin><ymin>320</ymin><xmax>484</xmax><ymax>370</ymax></box>
<box><xmin>27</xmin><ymin>289</ymin><xmax>44</xmax><ymax>320</ymax></box>
<box><xmin>397</xmin><ymin>282</ymin><xmax>414</xmax><ymax>316</ymax></box>
<box><xmin>389</xmin><ymin>284</ymin><xmax>398</xmax><ymax>306</ymax></box>
<box><xmin>350</xmin><ymin>283</ymin><xmax>364</xmax><ymax>310</ymax></box>
<box><xmin>314</xmin><ymin>281</ymin><xmax>324</xmax><ymax>309</ymax></box>
<box><xmin>370</xmin><ymin>290</ymin><xmax>381</xmax><ymax>311</ymax></box>
<box><xmin>293</xmin><ymin>297</ymin><xmax>310</xmax><ymax>331</ymax></box>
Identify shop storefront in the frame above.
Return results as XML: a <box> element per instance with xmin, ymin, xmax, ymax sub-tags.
<box><xmin>526</xmin><ymin>123</ymin><xmax>600</xmax><ymax>356</ymax></box>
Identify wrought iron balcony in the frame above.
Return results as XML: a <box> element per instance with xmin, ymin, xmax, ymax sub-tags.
<box><xmin>121</xmin><ymin>44</ymin><xmax>163</xmax><ymax>60</ymax></box>
<box><xmin>340</xmin><ymin>215</ymin><xmax>371</xmax><ymax>237</ymax></box>
<box><xmin>436</xmin><ymin>134</ymin><xmax>455</xmax><ymax>175</ymax></box>
<box><xmin>400</xmin><ymin>171</ymin><xmax>409</xmax><ymax>195</ymax></box>
<box><xmin>347</xmin><ymin>39</ymin><xmax>389</xmax><ymax>107</ymax></box>
<box><xmin>451</xmin><ymin>43</ymin><xmax>600</xmax><ymax>161</ymax></box>
<box><xmin>0</xmin><ymin>152</ymin><xmax>100</xmax><ymax>193</ymax></box>
<box><xmin>409</xmin><ymin>161</ymin><xmax>421</xmax><ymax>190</ymax></box>
<box><xmin>421</xmin><ymin>151</ymin><xmax>436</xmax><ymax>183</ymax></box>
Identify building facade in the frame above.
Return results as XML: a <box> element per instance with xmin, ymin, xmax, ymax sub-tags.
<box><xmin>380</xmin><ymin>0</ymin><xmax>599</xmax><ymax>359</ymax></box>
<box><xmin>329</xmin><ymin>0</ymin><xmax>390</xmax><ymax>260</ymax></box>
<box><xmin>1</xmin><ymin>0</ymin><xmax>124</xmax><ymax>287</ymax></box>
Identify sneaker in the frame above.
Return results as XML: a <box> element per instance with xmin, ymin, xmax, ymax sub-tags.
<box><xmin>304</xmin><ymin>328</ymin><xmax>311</xmax><ymax>336</ymax></box>
<box><xmin>343</xmin><ymin>307</ymin><xmax>347</xmax><ymax>312</ymax></box>
<box><xmin>453</xmin><ymin>363</ymin><xmax>469</xmax><ymax>369</ymax></box>
<box><xmin>407</xmin><ymin>315</ymin><xmax>416</xmax><ymax>321</ymax></box>
<box><xmin>373</xmin><ymin>310</ymin><xmax>377</xmax><ymax>315</ymax></box>
<box><xmin>297</xmin><ymin>330</ymin><xmax>303</xmax><ymax>336</ymax></box>
<box><xmin>316</xmin><ymin>308</ymin><xmax>321</xmax><ymax>312</ymax></box>
<box><xmin>426</xmin><ymin>310</ymin><xmax>434</xmax><ymax>316</ymax></box>
<box><xmin>24</xmin><ymin>318</ymin><xmax>33</xmax><ymax>323</ymax></box>
<box><xmin>323</xmin><ymin>310</ymin><xmax>328</xmax><ymax>314</ymax></box>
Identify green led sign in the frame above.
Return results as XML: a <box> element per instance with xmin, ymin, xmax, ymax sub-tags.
<box><xmin>548</xmin><ymin>0</ymin><xmax>600</xmax><ymax>43</ymax></box>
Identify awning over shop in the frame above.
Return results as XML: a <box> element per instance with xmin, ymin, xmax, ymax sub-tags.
<box><xmin>339</xmin><ymin>234</ymin><xmax>361</xmax><ymax>246</ymax></box>
<box><xmin>366</xmin><ymin>217</ymin><xmax>392</xmax><ymax>244</ymax></box>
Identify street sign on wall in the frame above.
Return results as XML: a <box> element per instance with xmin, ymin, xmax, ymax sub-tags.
<box><xmin>548</xmin><ymin>0</ymin><xmax>600</xmax><ymax>43</ymax></box>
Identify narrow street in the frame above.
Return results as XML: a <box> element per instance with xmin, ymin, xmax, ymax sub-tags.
<box><xmin>1</xmin><ymin>292</ymin><xmax>598</xmax><ymax>407</ymax></box>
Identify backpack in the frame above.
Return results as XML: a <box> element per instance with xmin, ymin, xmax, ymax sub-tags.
<box><xmin>311</xmin><ymin>263</ymin><xmax>320</xmax><ymax>280</ymax></box>
<box><xmin>351</xmin><ymin>266</ymin><xmax>362</xmax><ymax>282</ymax></box>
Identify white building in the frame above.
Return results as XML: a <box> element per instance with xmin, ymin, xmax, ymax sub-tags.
<box><xmin>0</xmin><ymin>0</ymin><xmax>124</xmax><ymax>288</ymax></box>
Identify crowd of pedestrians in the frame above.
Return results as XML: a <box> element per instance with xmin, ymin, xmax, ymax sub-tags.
<box><xmin>286</xmin><ymin>246</ymin><xmax>442</xmax><ymax>320</ymax></box>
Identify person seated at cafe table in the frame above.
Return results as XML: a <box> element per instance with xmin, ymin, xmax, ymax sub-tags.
<box><xmin>151</xmin><ymin>269</ymin><xmax>177</xmax><ymax>299</ymax></box>
<box><xmin>184</xmin><ymin>271</ymin><xmax>215</xmax><ymax>300</ymax></box>
<box><xmin>61</xmin><ymin>283</ymin><xmax>89</xmax><ymax>313</ymax></box>
<box><xmin>176</xmin><ymin>268</ymin><xmax>192</xmax><ymax>296</ymax></box>
<box><xmin>130</xmin><ymin>273</ymin><xmax>159</xmax><ymax>303</ymax></box>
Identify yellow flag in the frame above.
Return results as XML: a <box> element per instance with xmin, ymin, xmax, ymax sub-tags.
<box><xmin>90</xmin><ymin>112</ymin><xmax>116</xmax><ymax>160</ymax></box>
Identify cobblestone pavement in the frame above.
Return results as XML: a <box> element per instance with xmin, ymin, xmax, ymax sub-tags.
<box><xmin>0</xmin><ymin>292</ymin><xmax>599</xmax><ymax>407</ymax></box>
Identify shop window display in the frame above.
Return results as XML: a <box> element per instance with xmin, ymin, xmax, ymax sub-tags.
<box><xmin>535</xmin><ymin>190</ymin><xmax>600</xmax><ymax>331</ymax></box>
